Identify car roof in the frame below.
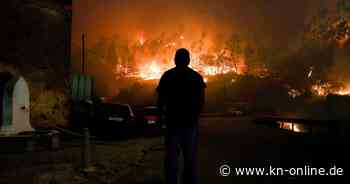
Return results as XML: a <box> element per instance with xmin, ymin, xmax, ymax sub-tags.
<box><xmin>144</xmin><ymin>106</ymin><xmax>157</xmax><ymax>109</ymax></box>
<box><xmin>102</xmin><ymin>103</ymin><xmax>130</xmax><ymax>107</ymax></box>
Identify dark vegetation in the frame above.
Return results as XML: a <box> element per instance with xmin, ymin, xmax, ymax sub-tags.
<box><xmin>0</xmin><ymin>1</ymin><xmax>71</xmax><ymax>128</ymax></box>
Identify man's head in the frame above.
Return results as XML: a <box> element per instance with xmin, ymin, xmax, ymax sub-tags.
<box><xmin>175</xmin><ymin>48</ymin><xmax>190</xmax><ymax>67</ymax></box>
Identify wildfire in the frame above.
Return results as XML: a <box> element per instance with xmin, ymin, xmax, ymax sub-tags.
<box><xmin>135</xmin><ymin>59</ymin><xmax>242</xmax><ymax>81</ymax></box>
<box><xmin>139</xmin><ymin>33</ymin><xmax>145</xmax><ymax>46</ymax></box>
<box><xmin>311</xmin><ymin>83</ymin><xmax>331</xmax><ymax>96</ymax></box>
<box><xmin>311</xmin><ymin>82</ymin><xmax>350</xmax><ymax>96</ymax></box>
<box><xmin>116</xmin><ymin>31</ymin><xmax>248</xmax><ymax>81</ymax></box>
<box><xmin>203</xmin><ymin>77</ymin><xmax>208</xmax><ymax>83</ymax></box>
<box><xmin>336</xmin><ymin>89</ymin><xmax>350</xmax><ymax>96</ymax></box>
<box><xmin>278</xmin><ymin>121</ymin><xmax>305</xmax><ymax>133</ymax></box>
<box><xmin>202</xmin><ymin>65</ymin><xmax>234</xmax><ymax>76</ymax></box>
<box><xmin>139</xmin><ymin>60</ymin><xmax>163</xmax><ymax>80</ymax></box>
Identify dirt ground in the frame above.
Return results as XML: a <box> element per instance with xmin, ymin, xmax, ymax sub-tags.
<box><xmin>0</xmin><ymin>116</ymin><xmax>349</xmax><ymax>184</ymax></box>
<box><xmin>0</xmin><ymin>136</ymin><xmax>164</xmax><ymax>184</ymax></box>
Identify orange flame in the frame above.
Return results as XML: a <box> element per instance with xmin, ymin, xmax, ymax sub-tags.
<box><xmin>137</xmin><ymin>58</ymin><xmax>242</xmax><ymax>81</ymax></box>
<box><xmin>139</xmin><ymin>33</ymin><xmax>145</xmax><ymax>46</ymax></box>
<box><xmin>311</xmin><ymin>83</ymin><xmax>350</xmax><ymax>96</ymax></box>
<box><xmin>118</xmin><ymin>33</ymin><xmax>248</xmax><ymax>80</ymax></box>
<box><xmin>139</xmin><ymin>60</ymin><xmax>163</xmax><ymax>80</ymax></box>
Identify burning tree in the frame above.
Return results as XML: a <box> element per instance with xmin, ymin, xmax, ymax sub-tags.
<box><xmin>300</xmin><ymin>0</ymin><xmax>350</xmax><ymax>97</ymax></box>
<box><xmin>115</xmin><ymin>30</ymin><xmax>249</xmax><ymax>81</ymax></box>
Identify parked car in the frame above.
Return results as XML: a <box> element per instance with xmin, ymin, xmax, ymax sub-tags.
<box><xmin>226</xmin><ymin>107</ymin><xmax>244</xmax><ymax>116</ymax></box>
<box><xmin>225</xmin><ymin>103</ymin><xmax>250</xmax><ymax>116</ymax></box>
<box><xmin>90</xmin><ymin>103</ymin><xmax>136</xmax><ymax>138</ymax></box>
<box><xmin>137</xmin><ymin>106</ymin><xmax>165</xmax><ymax>136</ymax></box>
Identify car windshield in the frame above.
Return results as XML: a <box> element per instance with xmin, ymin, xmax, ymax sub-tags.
<box><xmin>144</xmin><ymin>107</ymin><xmax>159</xmax><ymax>115</ymax></box>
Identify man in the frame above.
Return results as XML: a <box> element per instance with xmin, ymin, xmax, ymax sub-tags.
<box><xmin>156</xmin><ymin>48</ymin><xmax>206</xmax><ymax>184</ymax></box>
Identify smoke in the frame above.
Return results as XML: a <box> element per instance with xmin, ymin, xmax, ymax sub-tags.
<box><xmin>73</xmin><ymin>0</ymin><xmax>313</xmax><ymax>47</ymax></box>
<box><xmin>330</xmin><ymin>47</ymin><xmax>350</xmax><ymax>83</ymax></box>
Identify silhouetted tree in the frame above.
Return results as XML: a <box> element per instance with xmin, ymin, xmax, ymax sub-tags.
<box><xmin>307</xmin><ymin>0</ymin><xmax>350</xmax><ymax>47</ymax></box>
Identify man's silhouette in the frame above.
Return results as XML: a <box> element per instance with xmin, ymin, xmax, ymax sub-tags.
<box><xmin>157</xmin><ymin>48</ymin><xmax>206</xmax><ymax>184</ymax></box>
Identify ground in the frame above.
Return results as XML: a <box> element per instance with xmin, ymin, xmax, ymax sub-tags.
<box><xmin>0</xmin><ymin>116</ymin><xmax>349</xmax><ymax>184</ymax></box>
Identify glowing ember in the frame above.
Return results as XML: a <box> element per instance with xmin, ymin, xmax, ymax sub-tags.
<box><xmin>139</xmin><ymin>33</ymin><xmax>145</xmax><ymax>46</ymax></box>
<box><xmin>311</xmin><ymin>83</ymin><xmax>331</xmax><ymax>96</ymax></box>
<box><xmin>202</xmin><ymin>65</ymin><xmax>233</xmax><ymax>76</ymax></box>
<box><xmin>293</xmin><ymin>124</ymin><xmax>302</xmax><ymax>133</ymax></box>
<box><xmin>278</xmin><ymin>121</ymin><xmax>305</xmax><ymax>133</ymax></box>
<box><xmin>288</xmin><ymin>89</ymin><xmax>302</xmax><ymax>99</ymax></box>
<box><xmin>203</xmin><ymin>66</ymin><xmax>220</xmax><ymax>76</ymax></box>
<box><xmin>336</xmin><ymin>89</ymin><xmax>350</xmax><ymax>96</ymax></box>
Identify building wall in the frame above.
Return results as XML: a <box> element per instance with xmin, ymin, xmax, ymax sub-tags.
<box><xmin>0</xmin><ymin>0</ymin><xmax>72</xmax><ymax>127</ymax></box>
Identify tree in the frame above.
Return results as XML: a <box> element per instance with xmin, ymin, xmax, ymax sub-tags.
<box><xmin>226</xmin><ymin>33</ymin><xmax>244</xmax><ymax>73</ymax></box>
<box><xmin>307</xmin><ymin>0</ymin><xmax>350</xmax><ymax>47</ymax></box>
<box><xmin>106</xmin><ymin>40</ymin><xmax>118</xmax><ymax>65</ymax></box>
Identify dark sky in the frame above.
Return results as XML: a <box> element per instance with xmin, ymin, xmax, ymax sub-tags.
<box><xmin>72</xmin><ymin>0</ymin><xmax>320</xmax><ymax>48</ymax></box>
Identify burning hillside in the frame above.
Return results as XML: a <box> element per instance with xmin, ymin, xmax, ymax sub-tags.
<box><xmin>71</xmin><ymin>0</ymin><xmax>350</xmax><ymax>99</ymax></box>
<box><xmin>114</xmin><ymin>33</ymin><xmax>247</xmax><ymax>81</ymax></box>
<box><xmin>311</xmin><ymin>82</ymin><xmax>350</xmax><ymax>97</ymax></box>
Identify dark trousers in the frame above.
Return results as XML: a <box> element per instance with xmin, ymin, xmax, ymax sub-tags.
<box><xmin>164</xmin><ymin>125</ymin><xmax>199</xmax><ymax>184</ymax></box>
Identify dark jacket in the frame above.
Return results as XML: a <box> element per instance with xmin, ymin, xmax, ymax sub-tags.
<box><xmin>156</xmin><ymin>66</ymin><xmax>206</xmax><ymax>127</ymax></box>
